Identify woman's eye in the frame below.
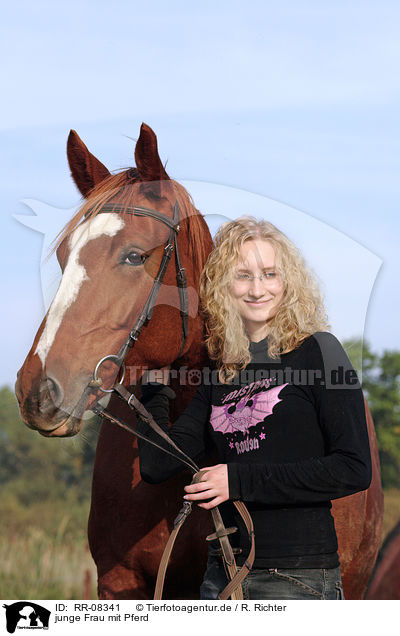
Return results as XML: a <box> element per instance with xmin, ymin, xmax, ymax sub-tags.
<box><xmin>123</xmin><ymin>251</ymin><xmax>148</xmax><ymax>266</ymax></box>
<box><xmin>235</xmin><ymin>273</ymin><xmax>251</xmax><ymax>281</ymax></box>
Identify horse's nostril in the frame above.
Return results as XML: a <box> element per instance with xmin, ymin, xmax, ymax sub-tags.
<box><xmin>39</xmin><ymin>377</ymin><xmax>64</xmax><ymax>413</ymax></box>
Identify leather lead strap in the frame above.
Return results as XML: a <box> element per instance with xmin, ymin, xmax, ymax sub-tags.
<box><xmin>113</xmin><ymin>384</ymin><xmax>198</xmax><ymax>472</ymax></box>
<box><xmin>218</xmin><ymin>501</ymin><xmax>255</xmax><ymax>600</ymax></box>
<box><xmin>193</xmin><ymin>470</ymin><xmax>242</xmax><ymax>599</ymax></box>
<box><xmin>153</xmin><ymin>477</ymin><xmax>255</xmax><ymax>601</ymax></box>
<box><xmin>154</xmin><ymin>500</ymin><xmax>193</xmax><ymax>600</ymax></box>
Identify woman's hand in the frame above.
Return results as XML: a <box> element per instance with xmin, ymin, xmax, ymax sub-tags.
<box><xmin>142</xmin><ymin>365</ymin><xmax>171</xmax><ymax>385</ymax></box>
<box><xmin>183</xmin><ymin>464</ymin><xmax>229</xmax><ymax>509</ymax></box>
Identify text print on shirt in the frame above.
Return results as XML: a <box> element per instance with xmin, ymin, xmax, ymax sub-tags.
<box><xmin>210</xmin><ymin>382</ymin><xmax>288</xmax><ymax>455</ymax></box>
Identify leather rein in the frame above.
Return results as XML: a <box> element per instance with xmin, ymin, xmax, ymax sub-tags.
<box><xmin>85</xmin><ymin>199</ymin><xmax>255</xmax><ymax>600</ymax></box>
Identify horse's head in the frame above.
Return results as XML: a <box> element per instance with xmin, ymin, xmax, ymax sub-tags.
<box><xmin>15</xmin><ymin>123</ymin><xmax>212</xmax><ymax>437</ymax></box>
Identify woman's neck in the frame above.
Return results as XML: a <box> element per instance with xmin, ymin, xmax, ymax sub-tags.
<box><xmin>246</xmin><ymin>325</ymin><xmax>269</xmax><ymax>343</ymax></box>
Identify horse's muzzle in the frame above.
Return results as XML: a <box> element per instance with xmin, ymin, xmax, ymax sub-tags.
<box><xmin>16</xmin><ymin>375</ymin><xmax>84</xmax><ymax>436</ymax></box>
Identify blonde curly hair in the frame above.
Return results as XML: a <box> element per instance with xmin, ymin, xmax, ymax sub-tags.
<box><xmin>199</xmin><ymin>216</ymin><xmax>330</xmax><ymax>383</ymax></box>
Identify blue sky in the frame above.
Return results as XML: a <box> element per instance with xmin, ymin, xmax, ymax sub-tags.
<box><xmin>1</xmin><ymin>0</ymin><xmax>399</xmax><ymax>386</ymax></box>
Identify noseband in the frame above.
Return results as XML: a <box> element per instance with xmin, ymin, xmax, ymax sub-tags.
<box><xmin>84</xmin><ymin>199</ymin><xmax>255</xmax><ymax>600</ymax></box>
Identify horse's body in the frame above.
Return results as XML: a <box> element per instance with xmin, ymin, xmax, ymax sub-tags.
<box><xmin>16</xmin><ymin>124</ymin><xmax>383</xmax><ymax>599</ymax></box>
<box><xmin>332</xmin><ymin>401</ymin><xmax>383</xmax><ymax>599</ymax></box>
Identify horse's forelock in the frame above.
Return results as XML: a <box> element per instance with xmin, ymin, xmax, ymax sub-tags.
<box><xmin>52</xmin><ymin>170</ymin><xmax>134</xmax><ymax>253</ymax></box>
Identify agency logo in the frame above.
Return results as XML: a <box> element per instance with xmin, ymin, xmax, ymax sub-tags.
<box><xmin>2</xmin><ymin>603</ymin><xmax>51</xmax><ymax>634</ymax></box>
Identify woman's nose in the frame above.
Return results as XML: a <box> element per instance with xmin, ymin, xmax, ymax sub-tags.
<box><xmin>248</xmin><ymin>277</ymin><xmax>265</xmax><ymax>296</ymax></box>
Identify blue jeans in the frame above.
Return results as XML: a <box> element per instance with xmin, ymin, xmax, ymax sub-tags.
<box><xmin>199</xmin><ymin>556</ymin><xmax>345</xmax><ymax>600</ymax></box>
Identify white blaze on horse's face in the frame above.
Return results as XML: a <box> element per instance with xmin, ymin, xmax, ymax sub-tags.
<box><xmin>35</xmin><ymin>214</ymin><xmax>125</xmax><ymax>367</ymax></box>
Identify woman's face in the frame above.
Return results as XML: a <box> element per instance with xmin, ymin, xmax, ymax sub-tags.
<box><xmin>229</xmin><ymin>239</ymin><xmax>284</xmax><ymax>341</ymax></box>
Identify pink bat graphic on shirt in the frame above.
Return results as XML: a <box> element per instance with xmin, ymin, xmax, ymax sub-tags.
<box><xmin>210</xmin><ymin>383</ymin><xmax>288</xmax><ymax>435</ymax></box>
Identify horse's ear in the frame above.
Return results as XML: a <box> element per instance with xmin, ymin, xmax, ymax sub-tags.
<box><xmin>135</xmin><ymin>123</ymin><xmax>169</xmax><ymax>193</ymax></box>
<box><xmin>67</xmin><ymin>130</ymin><xmax>111</xmax><ymax>197</ymax></box>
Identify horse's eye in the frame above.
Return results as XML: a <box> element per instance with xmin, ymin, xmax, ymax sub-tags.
<box><xmin>123</xmin><ymin>251</ymin><xmax>148</xmax><ymax>266</ymax></box>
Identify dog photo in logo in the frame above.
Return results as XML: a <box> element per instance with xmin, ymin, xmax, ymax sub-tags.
<box><xmin>2</xmin><ymin>603</ymin><xmax>50</xmax><ymax>633</ymax></box>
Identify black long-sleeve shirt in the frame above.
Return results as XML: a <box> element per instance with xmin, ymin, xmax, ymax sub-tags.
<box><xmin>137</xmin><ymin>332</ymin><xmax>372</xmax><ymax>568</ymax></box>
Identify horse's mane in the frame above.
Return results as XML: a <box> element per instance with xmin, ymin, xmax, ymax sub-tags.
<box><xmin>53</xmin><ymin>169</ymin><xmax>211</xmax><ymax>279</ymax></box>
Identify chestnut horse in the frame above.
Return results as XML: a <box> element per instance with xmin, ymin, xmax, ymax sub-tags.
<box><xmin>15</xmin><ymin>123</ymin><xmax>383</xmax><ymax>599</ymax></box>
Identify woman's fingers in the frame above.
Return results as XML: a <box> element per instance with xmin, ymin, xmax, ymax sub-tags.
<box><xmin>184</xmin><ymin>489</ymin><xmax>214</xmax><ymax>501</ymax></box>
<box><xmin>198</xmin><ymin>497</ymin><xmax>224</xmax><ymax>509</ymax></box>
<box><xmin>184</xmin><ymin>488</ymin><xmax>223</xmax><ymax>509</ymax></box>
<box><xmin>184</xmin><ymin>481</ymin><xmax>210</xmax><ymax>494</ymax></box>
<box><xmin>183</xmin><ymin>464</ymin><xmax>229</xmax><ymax>509</ymax></box>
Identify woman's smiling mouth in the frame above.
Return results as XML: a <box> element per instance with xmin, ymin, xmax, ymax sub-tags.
<box><xmin>245</xmin><ymin>299</ymin><xmax>271</xmax><ymax>305</ymax></box>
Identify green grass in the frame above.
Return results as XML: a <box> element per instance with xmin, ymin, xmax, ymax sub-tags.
<box><xmin>1</xmin><ymin>525</ymin><xmax>97</xmax><ymax>599</ymax></box>
<box><xmin>0</xmin><ymin>499</ymin><xmax>97</xmax><ymax>600</ymax></box>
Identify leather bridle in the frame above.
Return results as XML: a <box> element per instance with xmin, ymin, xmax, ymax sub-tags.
<box><xmin>89</xmin><ymin>200</ymin><xmax>188</xmax><ymax>392</ymax></box>
<box><xmin>84</xmin><ymin>199</ymin><xmax>254</xmax><ymax>600</ymax></box>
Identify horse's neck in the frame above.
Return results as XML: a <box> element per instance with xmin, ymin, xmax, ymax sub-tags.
<box><xmin>169</xmin><ymin>324</ymin><xmax>211</xmax><ymax>417</ymax></box>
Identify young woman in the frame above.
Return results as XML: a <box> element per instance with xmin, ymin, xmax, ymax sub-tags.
<box><xmin>136</xmin><ymin>216</ymin><xmax>372</xmax><ymax>600</ymax></box>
